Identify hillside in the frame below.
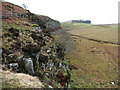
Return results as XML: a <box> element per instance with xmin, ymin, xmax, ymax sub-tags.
<box><xmin>1</xmin><ymin>1</ymin><xmax>70</xmax><ymax>89</ymax></box>
<box><xmin>1</xmin><ymin>0</ymin><xmax>119</xmax><ymax>89</ymax></box>
<box><xmin>52</xmin><ymin>22</ymin><xmax>119</xmax><ymax>88</ymax></box>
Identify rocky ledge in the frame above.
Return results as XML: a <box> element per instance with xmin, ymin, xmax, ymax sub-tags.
<box><xmin>1</xmin><ymin>1</ymin><xmax>70</xmax><ymax>88</ymax></box>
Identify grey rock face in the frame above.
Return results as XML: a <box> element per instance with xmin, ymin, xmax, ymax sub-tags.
<box><xmin>33</xmin><ymin>26</ymin><xmax>42</xmax><ymax>32</ymax></box>
<box><xmin>8</xmin><ymin>54</ymin><xmax>14</xmax><ymax>58</ymax></box>
<box><xmin>47</xmin><ymin>61</ymin><xmax>54</xmax><ymax>71</ymax></box>
<box><xmin>8</xmin><ymin>63</ymin><xmax>19</xmax><ymax>71</ymax></box>
<box><xmin>44</xmin><ymin>17</ymin><xmax>61</xmax><ymax>30</ymax></box>
<box><xmin>24</xmin><ymin>58</ymin><xmax>34</xmax><ymax>74</ymax></box>
<box><xmin>36</xmin><ymin>51</ymin><xmax>40</xmax><ymax>64</ymax></box>
<box><xmin>41</xmin><ymin>63</ymin><xmax>46</xmax><ymax>71</ymax></box>
<box><xmin>18</xmin><ymin>55</ymin><xmax>24</xmax><ymax>60</ymax></box>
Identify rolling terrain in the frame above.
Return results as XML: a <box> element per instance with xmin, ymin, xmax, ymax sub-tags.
<box><xmin>61</xmin><ymin>23</ymin><xmax>118</xmax><ymax>44</ymax></box>
<box><xmin>53</xmin><ymin>22</ymin><xmax>119</xmax><ymax>88</ymax></box>
<box><xmin>1</xmin><ymin>0</ymin><xmax>119</xmax><ymax>88</ymax></box>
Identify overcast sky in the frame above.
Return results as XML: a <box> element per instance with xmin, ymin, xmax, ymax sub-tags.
<box><xmin>5</xmin><ymin>0</ymin><xmax>119</xmax><ymax>24</ymax></box>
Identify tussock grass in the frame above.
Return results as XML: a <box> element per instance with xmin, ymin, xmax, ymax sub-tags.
<box><xmin>2</xmin><ymin>70</ymin><xmax>44</xmax><ymax>88</ymax></box>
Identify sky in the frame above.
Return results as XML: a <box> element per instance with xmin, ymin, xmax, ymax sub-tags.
<box><xmin>5</xmin><ymin>0</ymin><xmax>120</xmax><ymax>24</ymax></box>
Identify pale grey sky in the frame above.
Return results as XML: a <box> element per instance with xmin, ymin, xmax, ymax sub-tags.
<box><xmin>5</xmin><ymin>0</ymin><xmax>119</xmax><ymax>24</ymax></box>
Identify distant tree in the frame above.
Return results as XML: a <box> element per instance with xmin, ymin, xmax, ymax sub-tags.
<box><xmin>22</xmin><ymin>4</ymin><xmax>28</xmax><ymax>9</ymax></box>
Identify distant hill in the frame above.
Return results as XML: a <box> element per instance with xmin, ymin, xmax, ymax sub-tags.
<box><xmin>61</xmin><ymin>22</ymin><xmax>92</xmax><ymax>30</ymax></box>
<box><xmin>61</xmin><ymin>22</ymin><xmax>118</xmax><ymax>44</ymax></box>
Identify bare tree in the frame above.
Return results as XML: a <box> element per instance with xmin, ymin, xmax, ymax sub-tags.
<box><xmin>22</xmin><ymin>4</ymin><xmax>28</xmax><ymax>9</ymax></box>
<box><xmin>54</xmin><ymin>30</ymin><xmax>76</xmax><ymax>53</ymax></box>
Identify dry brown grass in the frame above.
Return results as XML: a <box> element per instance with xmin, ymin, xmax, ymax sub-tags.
<box><xmin>68</xmin><ymin>25</ymin><xmax>118</xmax><ymax>43</ymax></box>
<box><xmin>61</xmin><ymin>23</ymin><xmax>118</xmax><ymax>43</ymax></box>
<box><xmin>53</xmin><ymin>30</ymin><xmax>118</xmax><ymax>87</ymax></box>
<box><xmin>66</xmin><ymin>35</ymin><xmax>118</xmax><ymax>88</ymax></box>
<box><xmin>55</xmin><ymin>23</ymin><xmax>119</xmax><ymax>88</ymax></box>
<box><xmin>2</xmin><ymin>70</ymin><xmax>44</xmax><ymax>88</ymax></box>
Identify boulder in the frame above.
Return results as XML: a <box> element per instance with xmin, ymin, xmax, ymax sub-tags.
<box><xmin>8</xmin><ymin>63</ymin><xmax>19</xmax><ymax>71</ymax></box>
<box><xmin>6</xmin><ymin>54</ymin><xmax>17</xmax><ymax>64</ymax></box>
<box><xmin>24</xmin><ymin>58</ymin><xmax>34</xmax><ymax>74</ymax></box>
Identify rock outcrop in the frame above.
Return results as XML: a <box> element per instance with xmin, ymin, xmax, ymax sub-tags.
<box><xmin>1</xmin><ymin>1</ymin><xmax>61</xmax><ymax>31</ymax></box>
<box><xmin>1</xmin><ymin>1</ymin><xmax>70</xmax><ymax>88</ymax></box>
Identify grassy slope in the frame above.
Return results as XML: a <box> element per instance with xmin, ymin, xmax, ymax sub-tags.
<box><xmin>66</xmin><ymin>36</ymin><xmax>118</xmax><ymax>88</ymax></box>
<box><xmin>61</xmin><ymin>23</ymin><xmax>118</xmax><ymax>43</ymax></box>
<box><xmin>56</xmin><ymin>22</ymin><xmax>119</xmax><ymax>88</ymax></box>
<box><xmin>54</xmin><ymin>32</ymin><xmax>118</xmax><ymax>88</ymax></box>
<box><xmin>2</xmin><ymin>18</ymin><xmax>34</xmax><ymax>50</ymax></box>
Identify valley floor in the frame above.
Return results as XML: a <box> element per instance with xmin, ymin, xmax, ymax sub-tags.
<box><xmin>54</xmin><ymin>29</ymin><xmax>118</xmax><ymax>88</ymax></box>
<box><xmin>67</xmin><ymin>34</ymin><xmax>118</xmax><ymax>88</ymax></box>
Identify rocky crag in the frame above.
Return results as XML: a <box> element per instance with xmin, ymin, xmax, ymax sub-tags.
<box><xmin>1</xmin><ymin>1</ymin><xmax>70</xmax><ymax>88</ymax></box>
